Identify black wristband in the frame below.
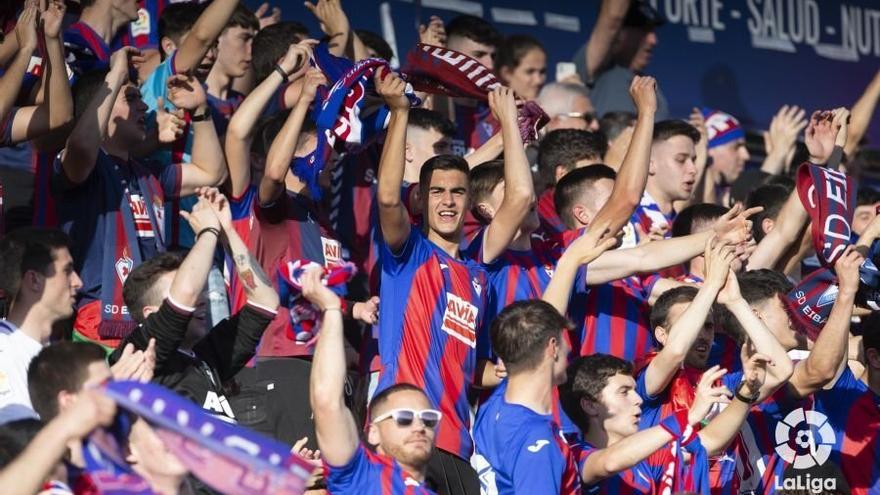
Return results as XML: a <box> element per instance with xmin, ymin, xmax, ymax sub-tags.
<box><xmin>735</xmin><ymin>381</ymin><xmax>760</xmax><ymax>404</ymax></box>
<box><xmin>274</xmin><ymin>64</ymin><xmax>291</xmax><ymax>80</ymax></box>
<box><xmin>196</xmin><ymin>227</ymin><xmax>221</xmax><ymax>240</ymax></box>
<box><xmin>190</xmin><ymin>107</ymin><xmax>212</xmax><ymax>122</ymax></box>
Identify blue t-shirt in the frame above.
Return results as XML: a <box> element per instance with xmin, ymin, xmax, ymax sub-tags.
<box><xmin>324</xmin><ymin>444</ymin><xmax>435</xmax><ymax>494</ymax></box>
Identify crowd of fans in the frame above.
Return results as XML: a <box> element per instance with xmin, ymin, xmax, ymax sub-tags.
<box><xmin>0</xmin><ymin>0</ymin><xmax>879</xmax><ymax>493</ymax></box>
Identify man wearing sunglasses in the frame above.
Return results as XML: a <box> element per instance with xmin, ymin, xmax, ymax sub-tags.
<box><xmin>305</xmin><ymin>268</ymin><xmax>438</xmax><ymax>494</ymax></box>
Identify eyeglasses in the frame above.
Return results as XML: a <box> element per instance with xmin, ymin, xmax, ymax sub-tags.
<box><xmin>559</xmin><ymin>112</ymin><xmax>596</xmax><ymax>124</ymax></box>
<box><xmin>371</xmin><ymin>408</ymin><xmax>443</xmax><ymax>429</ymax></box>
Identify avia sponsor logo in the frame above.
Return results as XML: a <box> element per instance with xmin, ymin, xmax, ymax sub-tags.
<box><xmin>321</xmin><ymin>237</ymin><xmax>343</xmax><ymax>267</ymax></box>
<box><xmin>441</xmin><ymin>292</ymin><xmax>478</xmax><ymax>348</ymax></box>
<box><xmin>203</xmin><ymin>391</ymin><xmax>236</xmax><ymax>419</ymax></box>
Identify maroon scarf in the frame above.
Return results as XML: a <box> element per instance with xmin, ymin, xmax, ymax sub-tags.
<box><xmin>795</xmin><ymin>163</ymin><xmax>855</xmax><ymax>267</ymax></box>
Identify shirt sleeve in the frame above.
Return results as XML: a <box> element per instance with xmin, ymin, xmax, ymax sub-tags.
<box><xmin>380</xmin><ymin>227</ymin><xmax>429</xmax><ymax>275</ymax></box>
<box><xmin>138</xmin><ymin>297</ymin><xmax>195</xmax><ymax>368</ymax></box>
<box><xmin>194</xmin><ymin>302</ymin><xmax>278</xmax><ymax>382</ymax></box>
<box><xmin>324</xmin><ymin>443</ymin><xmax>371</xmax><ymax>491</ymax></box>
<box><xmin>511</xmin><ymin>429</ymin><xmax>566</xmax><ymax>494</ymax></box>
<box><xmin>0</xmin><ymin>107</ymin><xmax>19</xmax><ymax>147</ymax></box>
<box><xmin>156</xmin><ymin>162</ymin><xmax>182</xmax><ymax>198</ymax></box>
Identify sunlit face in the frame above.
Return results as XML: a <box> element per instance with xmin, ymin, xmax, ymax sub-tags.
<box><xmin>547</xmin><ymin>95</ymin><xmax>598</xmax><ymax>132</ymax></box>
<box><xmin>614</xmin><ymin>26</ymin><xmax>658</xmax><ymax>72</ymax></box>
<box><xmin>708</xmin><ymin>139</ymin><xmax>750</xmax><ymax>183</ymax></box>
<box><xmin>406</xmin><ymin>127</ymin><xmax>453</xmax><ymax>183</ymax></box>
<box><xmin>112</xmin><ymin>0</ymin><xmax>140</xmax><ymax>22</ymax></box>
<box><xmin>40</xmin><ymin>248</ymin><xmax>83</xmax><ymax>322</ymax></box>
<box><xmin>660</xmin><ymin>301</ymin><xmax>715</xmax><ymax>369</ymax></box>
<box><xmin>447</xmin><ymin>35</ymin><xmax>496</xmax><ymax>70</ymax></box>
<box><xmin>755</xmin><ymin>296</ymin><xmax>804</xmax><ymax>351</ymax></box>
<box><xmin>369</xmin><ymin>390</ymin><xmax>435</xmax><ymax>469</ymax></box>
<box><xmin>650</xmin><ymin>135</ymin><xmax>698</xmax><ymax>202</ymax></box>
<box><xmin>569</xmin><ymin>177</ymin><xmax>615</xmax><ymax>228</ymax></box>
<box><xmin>501</xmin><ymin>48</ymin><xmax>546</xmax><ymax>101</ymax></box>
<box><xmin>853</xmin><ymin>204</ymin><xmax>878</xmax><ymax>236</ymax></box>
<box><xmin>109</xmin><ymin>83</ymin><xmax>148</xmax><ymax>145</ymax></box>
<box><xmin>216</xmin><ymin>26</ymin><xmax>255</xmax><ymax>78</ymax></box>
<box><xmin>423</xmin><ymin>169</ymin><xmax>469</xmax><ymax>240</ymax></box>
<box><xmin>595</xmin><ymin>373</ymin><xmax>644</xmax><ymax>438</ymax></box>
<box><xmin>481</xmin><ymin>180</ymin><xmax>540</xmax><ymax>233</ymax></box>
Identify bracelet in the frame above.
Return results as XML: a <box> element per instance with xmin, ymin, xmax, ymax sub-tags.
<box><xmin>196</xmin><ymin>227</ymin><xmax>221</xmax><ymax>240</ymax></box>
<box><xmin>274</xmin><ymin>64</ymin><xmax>291</xmax><ymax>80</ymax></box>
<box><xmin>190</xmin><ymin>107</ymin><xmax>212</xmax><ymax>122</ymax></box>
<box><xmin>734</xmin><ymin>381</ymin><xmax>760</xmax><ymax>404</ymax></box>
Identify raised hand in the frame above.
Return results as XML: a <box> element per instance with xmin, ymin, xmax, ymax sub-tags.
<box><xmin>58</xmin><ymin>389</ymin><xmax>117</xmax><ymax>441</ymax></box>
<box><xmin>834</xmin><ymin>245</ymin><xmax>864</xmax><ymax>297</ymax></box>
<box><xmin>254</xmin><ymin>2</ymin><xmax>282</xmax><ymax>30</ymax></box>
<box><xmin>629</xmin><ymin>75</ymin><xmax>657</xmax><ymax>115</ymax></box>
<box><xmin>831</xmin><ymin>107</ymin><xmax>851</xmax><ymax>148</ymax></box>
<box><xmin>304</xmin><ymin>0</ymin><xmax>350</xmax><ymax>38</ymax></box>
<box><xmin>374</xmin><ymin>69</ymin><xmax>410</xmax><ymax>111</ymax></box>
<box><xmin>739</xmin><ymin>344</ymin><xmax>770</xmax><ymax>399</ymax></box>
<box><xmin>418</xmin><ymin>15</ymin><xmax>446</xmax><ymax>46</ymax></box>
<box><xmin>197</xmin><ymin>186</ymin><xmax>234</xmax><ymax>232</ymax></box>
<box><xmin>487</xmin><ymin>86</ymin><xmax>517</xmax><ymax>127</ymax></box>
<box><xmin>291</xmin><ymin>436</ymin><xmax>324</xmax><ymax>488</ymax></box>
<box><xmin>703</xmin><ymin>236</ymin><xmax>735</xmax><ymax>291</ymax></box>
<box><xmin>155</xmin><ymin>96</ymin><xmax>186</xmax><ymax>144</ymax></box>
<box><xmin>635</xmin><ymin>223</ymin><xmax>668</xmax><ymax>246</ymax></box>
<box><xmin>15</xmin><ymin>3</ymin><xmax>38</xmax><ymax>53</ymax></box>
<box><xmin>764</xmin><ymin>105</ymin><xmax>807</xmax><ymax>168</ymax></box>
<box><xmin>41</xmin><ymin>0</ymin><xmax>66</xmax><ymax>40</ymax></box>
<box><xmin>353</xmin><ymin>296</ymin><xmax>379</xmax><ymax>325</ymax></box>
<box><xmin>569</xmin><ymin>220</ymin><xmax>619</xmax><ymax>265</ymax></box>
<box><xmin>166</xmin><ymin>74</ymin><xmax>207</xmax><ymax>111</ymax></box>
<box><xmin>300</xmin><ymin>267</ymin><xmax>342</xmax><ymax>311</ymax></box>
<box><xmin>689</xmin><ymin>106</ymin><xmax>708</xmax><ymax>148</ymax></box>
<box><xmin>689</xmin><ymin>365</ymin><xmax>731</xmax><ymax>425</ymax></box>
<box><xmin>110</xmin><ymin>343</ymin><xmax>150</xmax><ymax>381</ymax></box>
<box><xmin>109</xmin><ymin>46</ymin><xmax>143</xmax><ymax>81</ymax></box>
<box><xmin>805</xmin><ymin>110</ymin><xmax>837</xmax><ymax>164</ymax></box>
<box><xmin>180</xmin><ymin>195</ymin><xmax>221</xmax><ymax>234</ymax></box>
<box><xmin>299</xmin><ymin>67</ymin><xmax>329</xmax><ymax>104</ymax></box>
<box><xmin>278</xmin><ymin>41</ymin><xmax>316</xmax><ymax>81</ymax></box>
<box><xmin>713</xmin><ymin>203</ymin><xmax>762</xmax><ymax>246</ymax></box>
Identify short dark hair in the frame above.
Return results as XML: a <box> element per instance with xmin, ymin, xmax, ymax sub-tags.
<box><xmin>73</xmin><ymin>69</ymin><xmax>116</xmax><ymax>122</ymax></box>
<box><xmin>857</xmin><ymin>187</ymin><xmax>880</xmax><ymax>207</ymax></box>
<box><xmin>445</xmin><ymin>15</ymin><xmax>502</xmax><ymax>49</ymax></box>
<box><xmin>650</xmin><ymin>286</ymin><xmax>699</xmax><ymax>332</ymax></box>
<box><xmin>418</xmin><ymin>154</ymin><xmax>469</xmax><ymax>191</ymax></box>
<box><xmin>0</xmin><ymin>418</ymin><xmax>44</xmax><ymax>469</ymax></box>
<box><xmin>861</xmin><ymin>313</ymin><xmax>880</xmax><ymax>354</ymax></box>
<box><xmin>652</xmin><ymin>120</ymin><xmax>700</xmax><ymax>144</ymax></box>
<box><xmin>469</xmin><ymin>160</ymin><xmax>504</xmax><ymax>222</ymax></box>
<box><xmin>408</xmin><ymin>108</ymin><xmax>455</xmax><ymax>138</ymax></box>
<box><xmin>356</xmin><ymin>29</ymin><xmax>394</xmax><ymax>61</ymax></box>
<box><xmin>495</xmin><ymin>34</ymin><xmax>545</xmax><ymax>71</ymax></box>
<box><xmin>737</xmin><ymin>269</ymin><xmax>793</xmax><ymax>305</ymax></box>
<box><xmin>28</xmin><ymin>342</ymin><xmax>107</xmax><ymax>421</ymax></box>
<box><xmin>671</xmin><ymin>203</ymin><xmax>728</xmax><ymax>237</ymax></box>
<box><xmin>158</xmin><ymin>3</ymin><xmax>207</xmax><ymax>47</ymax></box>
<box><xmin>369</xmin><ymin>383</ymin><xmax>429</xmax><ymax>419</ymax></box>
<box><xmin>553</xmin><ymin>164</ymin><xmax>616</xmax><ymax>228</ymax></box>
<box><xmin>252</xmin><ymin>22</ymin><xmax>310</xmax><ymax>82</ymax></box>
<box><xmin>123</xmin><ymin>252</ymin><xmax>184</xmax><ymax>324</ymax></box>
<box><xmin>599</xmin><ymin>111</ymin><xmax>636</xmax><ymax>142</ymax></box>
<box><xmin>491</xmin><ymin>300</ymin><xmax>573</xmax><ymax>375</ymax></box>
<box><xmin>537</xmin><ymin>129</ymin><xmax>607</xmax><ymax>188</ymax></box>
<box><xmin>225</xmin><ymin>2</ymin><xmax>258</xmax><ymax>32</ymax></box>
<box><xmin>747</xmin><ymin>183</ymin><xmax>794</xmax><ymax>242</ymax></box>
<box><xmin>559</xmin><ymin>354</ymin><xmax>633</xmax><ymax>433</ymax></box>
<box><xmin>0</xmin><ymin>228</ymin><xmax>71</xmax><ymax>299</ymax></box>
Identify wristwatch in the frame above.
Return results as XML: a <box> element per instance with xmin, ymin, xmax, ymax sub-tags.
<box><xmin>191</xmin><ymin>107</ymin><xmax>212</xmax><ymax>122</ymax></box>
<box><xmin>734</xmin><ymin>381</ymin><xmax>760</xmax><ymax>404</ymax></box>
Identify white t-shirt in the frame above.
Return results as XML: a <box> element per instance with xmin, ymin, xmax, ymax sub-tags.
<box><xmin>0</xmin><ymin>321</ymin><xmax>43</xmax><ymax>412</ymax></box>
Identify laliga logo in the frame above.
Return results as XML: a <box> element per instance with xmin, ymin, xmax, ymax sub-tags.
<box><xmin>774</xmin><ymin>408</ymin><xmax>835</xmax><ymax>469</ymax></box>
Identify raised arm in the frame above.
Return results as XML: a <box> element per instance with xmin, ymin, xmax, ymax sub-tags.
<box><xmin>760</xmin><ymin>105</ymin><xmax>807</xmax><ymax>175</ymax></box>
<box><xmin>173</xmin><ymin>0</ymin><xmax>239</xmax><ymax>73</ymax></box>
<box><xmin>590</xmin><ymin>76</ymin><xmax>655</xmax><ymax>234</ymax></box>
<box><xmin>226</xmin><ymin>43</ymin><xmax>308</xmax><ymax>197</ymax></box>
<box><xmin>541</xmin><ymin>222</ymin><xmax>617</xmax><ymax>315</ymax></box>
<box><xmin>0</xmin><ymin>6</ymin><xmax>37</xmax><ymax>122</ymax></box>
<box><xmin>641</xmin><ymin>239</ymin><xmax>730</xmax><ymax>397</ymax></box>
<box><xmin>259</xmin><ymin>66</ymin><xmax>325</xmax><ymax>205</ymax></box>
<box><xmin>375</xmin><ymin>70</ymin><xmax>413</xmax><ymax>251</ymax></box>
<box><xmin>584</xmin><ymin>0</ymin><xmax>631</xmax><ymax>81</ymax></box>
<box><xmin>480</xmin><ymin>87</ymin><xmax>535</xmax><ymax>263</ymax></box>
<box><xmin>174</xmin><ymin>196</ymin><xmax>223</xmax><ymax>307</ymax></box>
<box><xmin>304</xmin><ymin>268</ymin><xmax>361</xmax><ymax>466</ymax></box>
<box><xmin>305</xmin><ymin>0</ymin><xmax>352</xmax><ymax>58</ymax></box>
<box><xmin>61</xmin><ymin>47</ymin><xmax>139</xmax><ymax>185</ymax></box>
<box><xmin>788</xmin><ymin>247</ymin><xmax>861</xmax><ymax>398</ymax></box>
<box><xmin>845</xmin><ymin>70</ymin><xmax>880</xmax><ymax>158</ymax></box>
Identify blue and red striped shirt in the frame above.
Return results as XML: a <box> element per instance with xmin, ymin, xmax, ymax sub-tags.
<box><xmin>375</xmin><ymin>228</ymin><xmax>487</xmax><ymax>460</ymax></box>
<box><xmin>324</xmin><ymin>444</ymin><xmax>435</xmax><ymax>494</ymax></box>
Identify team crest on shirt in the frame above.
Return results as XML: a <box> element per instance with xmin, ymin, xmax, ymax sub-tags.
<box><xmin>441</xmin><ymin>293</ymin><xmax>478</xmax><ymax>347</ymax></box>
<box><xmin>472</xmin><ymin>278</ymin><xmax>482</xmax><ymax>296</ymax></box>
<box><xmin>131</xmin><ymin>8</ymin><xmax>151</xmax><ymax>37</ymax></box>
<box><xmin>543</xmin><ymin>264</ymin><xmax>555</xmax><ymax>278</ymax></box>
<box><xmin>115</xmin><ymin>252</ymin><xmax>134</xmax><ymax>284</ymax></box>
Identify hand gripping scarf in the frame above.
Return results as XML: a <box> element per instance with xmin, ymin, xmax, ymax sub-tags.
<box><xmin>80</xmin><ymin>380</ymin><xmax>315</xmax><ymax>495</ymax></box>
<box><xmin>296</xmin><ymin>43</ymin><xmax>549</xmax><ymax>200</ymax></box>
<box><xmin>277</xmin><ymin>259</ymin><xmax>357</xmax><ymax>344</ymax></box>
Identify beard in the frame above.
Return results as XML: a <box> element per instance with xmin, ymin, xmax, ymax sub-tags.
<box><xmin>382</xmin><ymin>437</ymin><xmax>433</xmax><ymax>469</ymax></box>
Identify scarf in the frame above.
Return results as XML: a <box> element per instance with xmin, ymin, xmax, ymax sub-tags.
<box><xmin>83</xmin><ymin>380</ymin><xmax>314</xmax><ymax>495</ymax></box>
<box><xmin>98</xmin><ymin>158</ymin><xmax>165</xmax><ymax>340</ymax></box>
<box><xmin>298</xmin><ymin>43</ymin><xmax>549</xmax><ymax>200</ymax></box>
<box><xmin>635</xmin><ymin>351</ymin><xmax>705</xmax><ymax>416</ymax></box>
<box><xmin>404</xmin><ymin>43</ymin><xmax>549</xmax><ymax>142</ymax></box>
<box><xmin>795</xmin><ymin>162</ymin><xmax>855</xmax><ymax>267</ymax></box>
<box><xmin>277</xmin><ymin>259</ymin><xmax>357</xmax><ymax>344</ymax></box>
